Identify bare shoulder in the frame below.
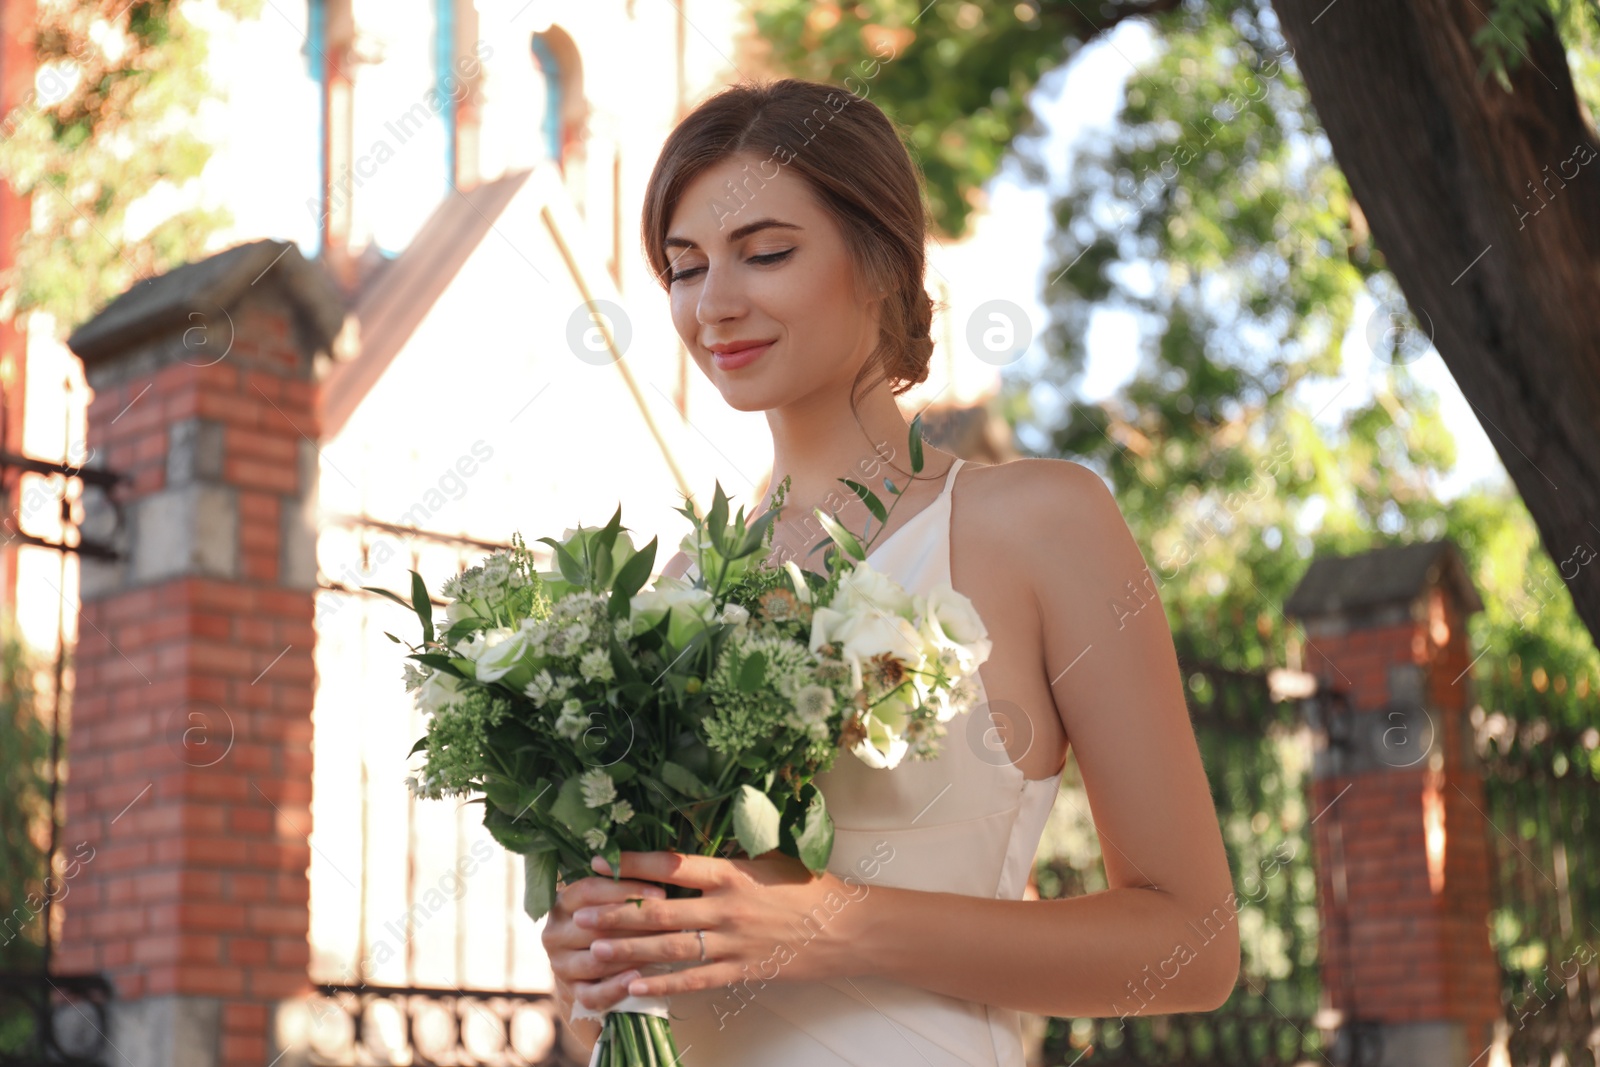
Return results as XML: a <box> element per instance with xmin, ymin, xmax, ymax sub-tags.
<box><xmin>957</xmin><ymin>456</ymin><xmax>1136</xmax><ymax>605</ymax></box>
<box><xmin>959</xmin><ymin>456</ymin><xmax>1111</xmax><ymax>546</ymax></box>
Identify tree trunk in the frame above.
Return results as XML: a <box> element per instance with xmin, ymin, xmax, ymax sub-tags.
<box><xmin>1272</xmin><ymin>0</ymin><xmax>1600</xmax><ymax>650</ymax></box>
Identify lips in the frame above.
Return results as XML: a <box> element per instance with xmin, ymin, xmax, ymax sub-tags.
<box><xmin>710</xmin><ymin>340</ymin><xmax>774</xmax><ymax>370</ymax></box>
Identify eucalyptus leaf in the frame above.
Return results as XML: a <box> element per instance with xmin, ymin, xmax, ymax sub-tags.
<box><xmin>732</xmin><ymin>784</ymin><xmax>782</xmax><ymax>857</ymax></box>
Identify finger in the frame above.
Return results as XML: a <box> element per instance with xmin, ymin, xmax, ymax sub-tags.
<box><xmin>588</xmin><ymin>930</ymin><xmax>707</xmax><ymax>968</ymax></box>
<box><xmin>621</xmin><ymin>961</ymin><xmax>739</xmax><ymax>999</ymax></box>
<box><xmin>573</xmin><ymin>895</ymin><xmax>719</xmax><ymax>934</ymax></box>
<box><xmin>563</xmin><ymin>875</ymin><xmax>670</xmax><ymax>910</ymax></box>
<box><xmin>573</xmin><ymin>968</ymin><xmax>645</xmax><ymax>1012</ymax></box>
<box><xmin>553</xmin><ymin>947</ymin><xmax>634</xmax><ymax>983</ymax></box>
<box><xmin>598</xmin><ymin>850</ymin><xmax>732</xmax><ymax>890</ymax></box>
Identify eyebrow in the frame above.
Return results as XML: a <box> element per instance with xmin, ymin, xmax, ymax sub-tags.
<box><xmin>663</xmin><ymin>218</ymin><xmax>803</xmax><ymax>251</ymax></box>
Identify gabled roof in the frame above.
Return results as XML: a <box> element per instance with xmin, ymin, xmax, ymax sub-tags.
<box><xmin>317</xmin><ymin>169</ymin><xmax>532</xmax><ymax>439</ymax></box>
<box><xmin>1284</xmin><ymin>538</ymin><xmax>1484</xmax><ymax>620</ymax></box>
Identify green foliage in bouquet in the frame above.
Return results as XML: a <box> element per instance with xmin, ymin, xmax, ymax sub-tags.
<box><xmin>367</xmin><ymin>415</ymin><xmax>986</xmax><ymax>925</ymax></box>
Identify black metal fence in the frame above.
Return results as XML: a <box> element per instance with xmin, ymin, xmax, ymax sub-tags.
<box><xmin>1037</xmin><ymin>652</ymin><xmax>1329</xmax><ymax>1066</ymax></box>
<box><xmin>1473</xmin><ymin>664</ymin><xmax>1600</xmax><ymax>1067</ymax></box>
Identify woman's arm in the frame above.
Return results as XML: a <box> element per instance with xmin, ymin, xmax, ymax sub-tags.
<box><xmin>837</xmin><ymin>459</ymin><xmax>1239</xmax><ymax>1016</ymax></box>
<box><xmin>581</xmin><ymin>462</ymin><xmax>1239</xmax><ymax>1015</ymax></box>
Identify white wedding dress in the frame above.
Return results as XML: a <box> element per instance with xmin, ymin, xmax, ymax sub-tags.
<box><xmin>660</xmin><ymin>457</ymin><xmax>1065</xmax><ymax>1066</ymax></box>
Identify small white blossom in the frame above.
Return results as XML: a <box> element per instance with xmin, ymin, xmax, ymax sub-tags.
<box><xmin>554</xmin><ymin>699</ymin><xmax>588</xmax><ymax>741</ymax></box>
<box><xmin>579</xmin><ymin>647</ymin><xmax>615</xmax><ymax>683</ymax></box>
<box><xmin>609</xmin><ymin>799</ymin><xmax>634</xmax><ymax>824</ymax></box>
<box><xmin>401</xmin><ymin>663</ymin><xmax>428</xmax><ymax>692</ymax></box>
<box><xmin>579</xmin><ymin>767</ymin><xmax>617</xmax><ymax>809</ymax></box>
<box><xmin>583</xmin><ymin>827</ymin><xmax>608</xmax><ymax>852</ymax></box>
<box><xmin>524</xmin><ymin>669</ymin><xmax>557</xmax><ymax>706</ymax></box>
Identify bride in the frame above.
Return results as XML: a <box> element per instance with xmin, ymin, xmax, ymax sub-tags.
<box><xmin>541</xmin><ymin>77</ymin><xmax>1238</xmax><ymax>1064</ymax></box>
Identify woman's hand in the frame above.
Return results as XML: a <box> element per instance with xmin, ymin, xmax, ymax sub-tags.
<box><xmin>542</xmin><ymin>871</ymin><xmax>670</xmax><ymax>1020</ymax></box>
<box><xmin>574</xmin><ymin>850</ymin><xmax>868</xmax><ymax>998</ymax></box>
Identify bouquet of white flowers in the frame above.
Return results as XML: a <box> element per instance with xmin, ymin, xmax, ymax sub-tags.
<box><xmin>372</xmin><ymin>425</ymin><xmax>991</xmax><ymax>1066</ymax></box>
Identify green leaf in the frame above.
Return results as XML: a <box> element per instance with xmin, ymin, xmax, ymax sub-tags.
<box><xmin>815</xmin><ymin>510</ymin><xmax>866</xmax><ymax>562</ymax></box>
<box><xmin>737</xmin><ymin>649</ymin><xmax>767</xmax><ymax>692</ymax></box>
<box><xmin>523</xmin><ymin>850</ymin><xmax>559</xmax><ymax>922</ymax></box>
<box><xmin>794</xmin><ymin>785</ymin><xmax>835</xmax><ymax>874</ymax></box>
<box><xmin>410</xmin><ymin>570</ymin><xmax>434</xmax><ymax>646</ymax></box>
<box><xmin>706</xmin><ymin>482</ymin><xmax>730</xmax><ymax>558</ymax></box>
<box><xmin>841</xmin><ymin>478</ymin><xmax>888</xmax><ymax>524</ymax></box>
<box><xmin>536</xmin><ymin>537</ymin><xmax>587</xmax><ymax>585</ymax></box>
<box><xmin>659</xmin><ymin>761</ymin><xmax>713</xmax><ymax>799</ymax></box>
<box><xmin>384</xmin><ymin>631</ymin><xmax>402</xmax><ymax>644</ymax></box>
<box><xmin>610</xmin><ymin>535</ymin><xmax>659</xmax><ymax>614</ymax></box>
<box><xmin>361</xmin><ymin>584</ymin><xmax>414</xmax><ymax>611</ymax></box>
<box><xmin>907</xmin><ymin>412</ymin><xmax>924</xmax><ymax>474</ymax></box>
<box><xmin>608</xmin><ymin>631</ymin><xmax>642</xmax><ymax>685</ymax></box>
<box><xmin>550</xmin><ymin>776</ymin><xmax>601</xmax><ymax>835</ymax></box>
<box><xmin>483</xmin><ymin>804</ymin><xmax>552</xmax><ymax>854</ymax></box>
<box><xmin>732</xmin><ymin>784</ymin><xmax>782</xmax><ymax>857</ymax></box>
<box><xmin>408</xmin><ymin>735</ymin><xmax>428</xmax><ymax>757</ymax></box>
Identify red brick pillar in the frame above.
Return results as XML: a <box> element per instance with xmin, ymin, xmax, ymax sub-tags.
<box><xmin>57</xmin><ymin>241</ymin><xmax>343</xmax><ymax>1066</ymax></box>
<box><xmin>1285</xmin><ymin>539</ymin><xmax>1501</xmax><ymax>1065</ymax></box>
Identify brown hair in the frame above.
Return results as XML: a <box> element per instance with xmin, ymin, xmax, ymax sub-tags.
<box><xmin>641</xmin><ymin>77</ymin><xmax>942</xmax><ymax>418</ymax></box>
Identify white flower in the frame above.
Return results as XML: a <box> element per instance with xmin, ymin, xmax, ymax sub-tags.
<box><xmin>809</xmin><ymin>608</ymin><xmax>925</xmax><ymax>695</ymax></box>
<box><xmin>578</xmin><ymin>647</ymin><xmax>614</xmax><ymax>683</ymax></box>
<box><xmin>583</xmin><ymin>827</ymin><xmax>608</xmax><ymax>851</ymax></box>
<box><xmin>414</xmin><ymin>670</ymin><xmax>468</xmax><ymax>718</ymax></box>
<box><xmin>917</xmin><ymin>585</ymin><xmax>993</xmax><ymax>677</ymax></box>
<box><xmin>460</xmin><ymin>627</ymin><xmax>536</xmax><ymax>685</ymax></box>
<box><xmin>717</xmin><ymin>602</ymin><xmax>750</xmax><ymax>627</ymax></box>
<box><xmin>790</xmin><ymin>684</ymin><xmax>835</xmax><ymax>735</ymax></box>
<box><xmin>554</xmin><ymin>699</ymin><xmax>589</xmax><ymax>741</ymax></box>
<box><xmin>579</xmin><ymin>767</ymin><xmax>617</xmax><ymax>809</ymax></box>
<box><xmin>629</xmin><ymin>575</ymin><xmax>716</xmax><ymax>648</ymax></box>
<box><xmin>401</xmin><ymin>663</ymin><xmax>428</xmax><ymax>692</ymax></box>
<box><xmin>831</xmin><ymin>561</ymin><xmax>914</xmax><ymax>617</ymax></box>
<box><xmin>609</xmin><ymin>799</ymin><xmax>634</xmax><ymax>824</ymax></box>
<box><xmin>524</xmin><ymin>668</ymin><xmax>557</xmax><ymax>706</ymax></box>
<box><xmin>782</xmin><ymin>559</ymin><xmax>813</xmax><ymax>605</ymax></box>
<box><xmin>853</xmin><ymin>692</ymin><xmax>914</xmax><ymax>770</ymax></box>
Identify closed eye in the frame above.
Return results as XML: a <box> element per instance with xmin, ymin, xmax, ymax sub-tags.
<box><xmin>668</xmin><ymin>248</ymin><xmax>794</xmax><ymax>284</ymax></box>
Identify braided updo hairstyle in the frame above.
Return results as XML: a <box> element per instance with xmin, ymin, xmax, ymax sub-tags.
<box><xmin>641</xmin><ymin>78</ymin><xmax>942</xmax><ymax>416</ymax></box>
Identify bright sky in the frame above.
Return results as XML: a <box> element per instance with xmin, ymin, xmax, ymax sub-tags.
<box><xmin>977</xmin><ymin>19</ymin><xmax>1505</xmax><ymax>502</ymax></box>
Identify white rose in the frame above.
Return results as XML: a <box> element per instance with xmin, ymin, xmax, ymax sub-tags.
<box><xmin>415</xmin><ymin>670</ymin><xmax>467</xmax><ymax>718</ymax></box>
<box><xmin>832</xmin><ymin>561</ymin><xmax>914</xmax><ymax>618</ymax></box>
<box><xmin>717</xmin><ymin>603</ymin><xmax>750</xmax><ymax>626</ymax></box>
<box><xmin>917</xmin><ymin>585</ymin><xmax>993</xmax><ymax>676</ymax></box>
<box><xmin>461</xmin><ymin>626</ymin><xmax>536</xmax><ymax>687</ymax></box>
<box><xmin>809</xmin><ymin>608</ymin><xmax>924</xmax><ymax>693</ymax></box>
<box><xmin>630</xmin><ymin>575</ymin><xmax>717</xmax><ymax>648</ymax></box>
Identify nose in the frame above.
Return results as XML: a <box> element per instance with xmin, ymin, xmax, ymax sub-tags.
<box><xmin>695</xmin><ymin>259</ymin><xmax>745</xmax><ymax>329</ymax></box>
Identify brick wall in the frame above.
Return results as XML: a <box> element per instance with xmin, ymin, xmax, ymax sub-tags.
<box><xmin>1289</xmin><ymin>543</ymin><xmax>1502</xmax><ymax>1065</ymax></box>
<box><xmin>57</xmin><ymin>242</ymin><xmax>339</xmax><ymax>1067</ymax></box>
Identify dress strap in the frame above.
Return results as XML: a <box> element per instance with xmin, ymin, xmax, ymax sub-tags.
<box><xmin>941</xmin><ymin>456</ymin><xmax>966</xmax><ymax>496</ymax></box>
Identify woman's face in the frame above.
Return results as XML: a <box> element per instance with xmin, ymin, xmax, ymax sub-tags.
<box><xmin>662</xmin><ymin>153</ymin><xmax>882</xmax><ymax>412</ymax></box>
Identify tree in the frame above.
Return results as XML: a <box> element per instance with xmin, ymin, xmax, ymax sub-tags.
<box><xmin>0</xmin><ymin>0</ymin><xmax>262</xmax><ymax>333</ymax></box>
<box><xmin>746</xmin><ymin>0</ymin><xmax>1600</xmax><ymax>656</ymax></box>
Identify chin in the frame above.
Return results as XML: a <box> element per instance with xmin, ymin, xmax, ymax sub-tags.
<box><xmin>714</xmin><ymin>381</ymin><xmax>785</xmax><ymax>413</ymax></box>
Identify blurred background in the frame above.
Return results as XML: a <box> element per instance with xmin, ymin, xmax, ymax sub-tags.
<box><xmin>1</xmin><ymin>1</ymin><xmax>1598</xmax><ymax>1065</ymax></box>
